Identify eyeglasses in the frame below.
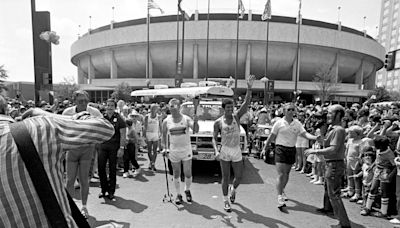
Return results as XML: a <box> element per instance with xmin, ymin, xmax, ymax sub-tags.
<box><xmin>287</xmin><ymin>108</ymin><xmax>295</xmax><ymax>111</ymax></box>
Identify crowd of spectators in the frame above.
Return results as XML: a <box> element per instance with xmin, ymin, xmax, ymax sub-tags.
<box><xmin>3</xmin><ymin>94</ymin><xmax>400</xmax><ymax>225</ymax></box>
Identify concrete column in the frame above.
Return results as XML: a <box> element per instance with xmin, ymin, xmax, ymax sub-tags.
<box><xmin>110</xmin><ymin>51</ymin><xmax>118</xmax><ymax>79</ymax></box>
<box><xmin>195</xmin><ymin>10</ymin><xmax>199</xmax><ymax>21</ymax></box>
<box><xmin>88</xmin><ymin>56</ymin><xmax>95</xmax><ymax>84</ymax></box>
<box><xmin>77</xmin><ymin>67</ymin><xmax>86</xmax><ymax>84</ymax></box>
<box><xmin>110</xmin><ymin>20</ymin><xmax>114</xmax><ymax>29</ymax></box>
<box><xmin>355</xmin><ymin>60</ymin><xmax>364</xmax><ymax>89</ymax></box>
<box><xmin>248</xmin><ymin>10</ymin><xmax>252</xmax><ymax>21</ymax></box>
<box><xmin>333</xmin><ymin>53</ymin><xmax>339</xmax><ymax>83</ymax></box>
<box><xmin>338</xmin><ymin>21</ymin><xmax>342</xmax><ymax>31</ymax></box>
<box><xmin>291</xmin><ymin>49</ymin><xmax>301</xmax><ymax>82</ymax></box>
<box><xmin>366</xmin><ymin>65</ymin><xmax>377</xmax><ymax>90</ymax></box>
<box><xmin>245</xmin><ymin>43</ymin><xmax>251</xmax><ymax>80</ymax></box>
<box><xmin>193</xmin><ymin>44</ymin><xmax>198</xmax><ymax>79</ymax></box>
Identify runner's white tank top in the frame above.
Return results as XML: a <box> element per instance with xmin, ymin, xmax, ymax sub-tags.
<box><xmin>166</xmin><ymin>115</ymin><xmax>192</xmax><ymax>153</ymax></box>
<box><xmin>219</xmin><ymin>115</ymin><xmax>240</xmax><ymax>149</ymax></box>
<box><xmin>146</xmin><ymin>114</ymin><xmax>160</xmax><ymax>134</ymax></box>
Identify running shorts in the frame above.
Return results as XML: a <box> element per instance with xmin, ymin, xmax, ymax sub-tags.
<box><xmin>66</xmin><ymin>145</ymin><xmax>95</xmax><ymax>162</ymax></box>
<box><xmin>169</xmin><ymin>150</ymin><xmax>193</xmax><ymax>163</ymax></box>
<box><xmin>219</xmin><ymin>146</ymin><xmax>242</xmax><ymax>162</ymax></box>
<box><xmin>146</xmin><ymin>132</ymin><xmax>159</xmax><ymax>142</ymax></box>
<box><xmin>275</xmin><ymin>145</ymin><xmax>296</xmax><ymax>165</ymax></box>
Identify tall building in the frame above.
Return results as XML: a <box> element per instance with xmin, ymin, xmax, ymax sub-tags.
<box><xmin>377</xmin><ymin>0</ymin><xmax>400</xmax><ymax>90</ymax></box>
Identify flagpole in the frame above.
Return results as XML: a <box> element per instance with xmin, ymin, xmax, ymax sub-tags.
<box><xmin>234</xmin><ymin>0</ymin><xmax>240</xmax><ymax>96</ymax></box>
<box><xmin>265</xmin><ymin>19</ymin><xmax>269</xmax><ymax>79</ymax></box>
<box><xmin>146</xmin><ymin>1</ymin><xmax>150</xmax><ymax>79</ymax></box>
<box><xmin>176</xmin><ymin>7</ymin><xmax>180</xmax><ymax>78</ymax></box>
<box><xmin>181</xmin><ymin>10</ymin><xmax>185</xmax><ymax>77</ymax></box>
<box><xmin>294</xmin><ymin>0</ymin><xmax>301</xmax><ymax>101</ymax></box>
<box><xmin>206</xmin><ymin>0</ymin><xmax>210</xmax><ymax>81</ymax></box>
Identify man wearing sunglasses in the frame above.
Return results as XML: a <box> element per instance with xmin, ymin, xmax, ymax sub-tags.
<box><xmin>264</xmin><ymin>103</ymin><xmax>319</xmax><ymax>209</ymax></box>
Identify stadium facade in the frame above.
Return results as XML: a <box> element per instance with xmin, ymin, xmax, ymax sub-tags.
<box><xmin>71</xmin><ymin>11</ymin><xmax>385</xmax><ymax>104</ymax></box>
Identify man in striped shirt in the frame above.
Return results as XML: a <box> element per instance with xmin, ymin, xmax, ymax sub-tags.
<box><xmin>0</xmin><ymin>95</ymin><xmax>115</xmax><ymax>228</ymax></box>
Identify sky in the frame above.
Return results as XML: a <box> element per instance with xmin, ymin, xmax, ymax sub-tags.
<box><xmin>0</xmin><ymin>0</ymin><xmax>382</xmax><ymax>83</ymax></box>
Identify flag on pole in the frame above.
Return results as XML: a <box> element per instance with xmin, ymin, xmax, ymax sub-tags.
<box><xmin>148</xmin><ymin>0</ymin><xmax>164</xmax><ymax>14</ymax></box>
<box><xmin>261</xmin><ymin>0</ymin><xmax>272</xmax><ymax>21</ymax></box>
<box><xmin>238</xmin><ymin>0</ymin><xmax>245</xmax><ymax>19</ymax></box>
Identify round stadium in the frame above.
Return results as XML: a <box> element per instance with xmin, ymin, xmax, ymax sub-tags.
<box><xmin>70</xmin><ymin>11</ymin><xmax>385</xmax><ymax>104</ymax></box>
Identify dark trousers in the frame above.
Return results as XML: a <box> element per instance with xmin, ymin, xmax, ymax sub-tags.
<box><xmin>323</xmin><ymin>161</ymin><xmax>351</xmax><ymax>227</ymax></box>
<box><xmin>98</xmin><ymin>143</ymin><xmax>118</xmax><ymax>195</ymax></box>
<box><xmin>396</xmin><ymin>175</ymin><xmax>400</xmax><ymax>217</ymax></box>
<box><xmin>124</xmin><ymin>143</ymin><xmax>140</xmax><ymax>172</ymax></box>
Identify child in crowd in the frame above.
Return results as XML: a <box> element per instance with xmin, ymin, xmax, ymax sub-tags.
<box><xmin>343</xmin><ymin>125</ymin><xmax>364</xmax><ymax>201</ymax></box>
<box><xmin>359</xmin><ymin>146</ymin><xmax>376</xmax><ymax>206</ymax></box>
<box><xmin>361</xmin><ymin>136</ymin><xmax>396</xmax><ymax>218</ymax></box>
<box><xmin>295</xmin><ymin>111</ymin><xmax>309</xmax><ymax>173</ymax></box>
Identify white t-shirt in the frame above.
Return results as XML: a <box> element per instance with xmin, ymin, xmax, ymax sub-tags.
<box><xmin>166</xmin><ymin>115</ymin><xmax>193</xmax><ymax>153</ymax></box>
<box><xmin>62</xmin><ymin>105</ymin><xmax>102</xmax><ymax>117</ymax></box>
<box><xmin>271</xmin><ymin>118</ymin><xmax>306</xmax><ymax>147</ymax></box>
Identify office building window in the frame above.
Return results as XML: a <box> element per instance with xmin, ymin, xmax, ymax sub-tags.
<box><xmin>384</xmin><ymin>8</ymin><xmax>390</xmax><ymax>16</ymax></box>
<box><xmin>394</xmin><ymin>79</ymin><xmax>399</xmax><ymax>86</ymax></box>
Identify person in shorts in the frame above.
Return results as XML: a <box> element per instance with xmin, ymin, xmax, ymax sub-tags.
<box><xmin>212</xmin><ymin>75</ymin><xmax>255</xmax><ymax>212</ymax></box>
<box><xmin>62</xmin><ymin>90</ymin><xmax>102</xmax><ymax>218</ymax></box>
<box><xmin>161</xmin><ymin>98</ymin><xmax>198</xmax><ymax>204</ymax></box>
<box><xmin>144</xmin><ymin>104</ymin><xmax>162</xmax><ymax>171</ymax></box>
<box><xmin>264</xmin><ymin>103</ymin><xmax>318</xmax><ymax>208</ymax></box>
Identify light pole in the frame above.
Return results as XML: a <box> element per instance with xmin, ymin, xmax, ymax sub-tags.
<box><xmin>260</xmin><ymin>77</ymin><xmax>269</xmax><ymax>106</ymax></box>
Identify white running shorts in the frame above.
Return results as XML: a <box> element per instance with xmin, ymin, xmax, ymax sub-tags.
<box><xmin>219</xmin><ymin>146</ymin><xmax>242</xmax><ymax>162</ymax></box>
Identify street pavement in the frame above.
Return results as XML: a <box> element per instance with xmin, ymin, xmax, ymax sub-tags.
<box><xmin>71</xmin><ymin>153</ymin><xmax>393</xmax><ymax>228</ymax></box>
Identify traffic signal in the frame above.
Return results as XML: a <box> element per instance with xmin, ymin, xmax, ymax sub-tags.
<box><xmin>384</xmin><ymin>52</ymin><xmax>395</xmax><ymax>71</ymax></box>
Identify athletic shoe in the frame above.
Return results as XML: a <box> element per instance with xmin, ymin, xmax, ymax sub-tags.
<box><xmin>108</xmin><ymin>193</ymin><xmax>115</xmax><ymax>201</ymax></box>
<box><xmin>282</xmin><ymin>192</ymin><xmax>288</xmax><ymax>201</ymax></box>
<box><xmin>349</xmin><ymin>194</ymin><xmax>361</xmax><ymax>202</ymax></box>
<box><xmin>372</xmin><ymin>211</ymin><xmax>388</xmax><ymax>219</ymax></box>
<box><xmin>277</xmin><ymin>195</ymin><xmax>286</xmax><ymax>208</ymax></box>
<box><xmin>306</xmin><ymin>173</ymin><xmax>314</xmax><ymax>177</ymax></box>
<box><xmin>175</xmin><ymin>194</ymin><xmax>183</xmax><ymax>205</ymax></box>
<box><xmin>360</xmin><ymin>208</ymin><xmax>370</xmax><ymax>216</ymax></box>
<box><xmin>299</xmin><ymin>170</ymin><xmax>305</xmax><ymax>174</ymax></box>
<box><xmin>98</xmin><ymin>192</ymin><xmax>107</xmax><ymax>198</ymax></box>
<box><xmin>224</xmin><ymin>200</ymin><xmax>232</xmax><ymax>212</ymax></box>
<box><xmin>133</xmin><ymin>168</ymin><xmax>141</xmax><ymax>176</ymax></box>
<box><xmin>310</xmin><ymin>178</ymin><xmax>318</xmax><ymax>184</ymax></box>
<box><xmin>184</xmin><ymin>190</ymin><xmax>192</xmax><ymax>202</ymax></box>
<box><xmin>313</xmin><ymin>180</ymin><xmax>324</xmax><ymax>185</ymax></box>
<box><xmin>122</xmin><ymin>172</ymin><xmax>129</xmax><ymax>178</ymax></box>
<box><xmin>229</xmin><ymin>185</ymin><xmax>236</xmax><ymax>203</ymax></box>
<box><xmin>356</xmin><ymin>199</ymin><xmax>363</xmax><ymax>205</ymax></box>
<box><xmin>390</xmin><ymin>218</ymin><xmax>400</xmax><ymax>225</ymax></box>
<box><xmin>81</xmin><ymin>207</ymin><xmax>89</xmax><ymax>219</ymax></box>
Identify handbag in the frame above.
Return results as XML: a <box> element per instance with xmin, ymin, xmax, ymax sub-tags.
<box><xmin>9</xmin><ymin>121</ymin><xmax>90</xmax><ymax>228</ymax></box>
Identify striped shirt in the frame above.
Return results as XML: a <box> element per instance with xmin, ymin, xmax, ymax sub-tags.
<box><xmin>0</xmin><ymin>116</ymin><xmax>115</xmax><ymax>227</ymax></box>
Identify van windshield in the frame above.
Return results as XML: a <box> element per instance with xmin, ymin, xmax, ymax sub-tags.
<box><xmin>181</xmin><ymin>103</ymin><xmax>224</xmax><ymax>121</ymax></box>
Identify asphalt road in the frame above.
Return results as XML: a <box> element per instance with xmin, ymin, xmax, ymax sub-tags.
<box><xmin>70</xmin><ymin>154</ymin><xmax>393</xmax><ymax>228</ymax></box>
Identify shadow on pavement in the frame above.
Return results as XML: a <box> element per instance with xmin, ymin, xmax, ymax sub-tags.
<box><xmin>88</xmin><ymin>218</ymin><xmax>130</xmax><ymax>228</ymax></box>
<box><xmin>233</xmin><ymin>203</ymin><xmax>296</xmax><ymax>228</ymax></box>
<box><xmin>102</xmin><ymin>196</ymin><xmax>148</xmax><ymax>213</ymax></box>
<box><xmin>179</xmin><ymin>201</ymin><xmax>236</xmax><ymax>227</ymax></box>
<box><xmin>286</xmin><ymin>199</ymin><xmax>366</xmax><ymax>228</ymax></box>
<box><xmin>192</xmin><ymin>158</ymin><xmax>264</xmax><ymax>185</ymax></box>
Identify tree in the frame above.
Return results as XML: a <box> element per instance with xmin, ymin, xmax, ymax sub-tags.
<box><xmin>367</xmin><ymin>86</ymin><xmax>391</xmax><ymax>101</ymax></box>
<box><xmin>313</xmin><ymin>67</ymin><xmax>339</xmax><ymax>104</ymax></box>
<box><xmin>0</xmin><ymin>65</ymin><xmax>9</xmax><ymax>93</ymax></box>
<box><xmin>53</xmin><ymin>76</ymin><xmax>79</xmax><ymax>100</ymax></box>
<box><xmin>111</xmin><ymin>82</ymin><xmax>132</xmax><ymax>102</ymax></box>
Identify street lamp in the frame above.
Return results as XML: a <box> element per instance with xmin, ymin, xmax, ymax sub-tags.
<box><xmin>260</xmin><ymin>77</ymin><xmax>269</xmax><ymax>106</ymax></box>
